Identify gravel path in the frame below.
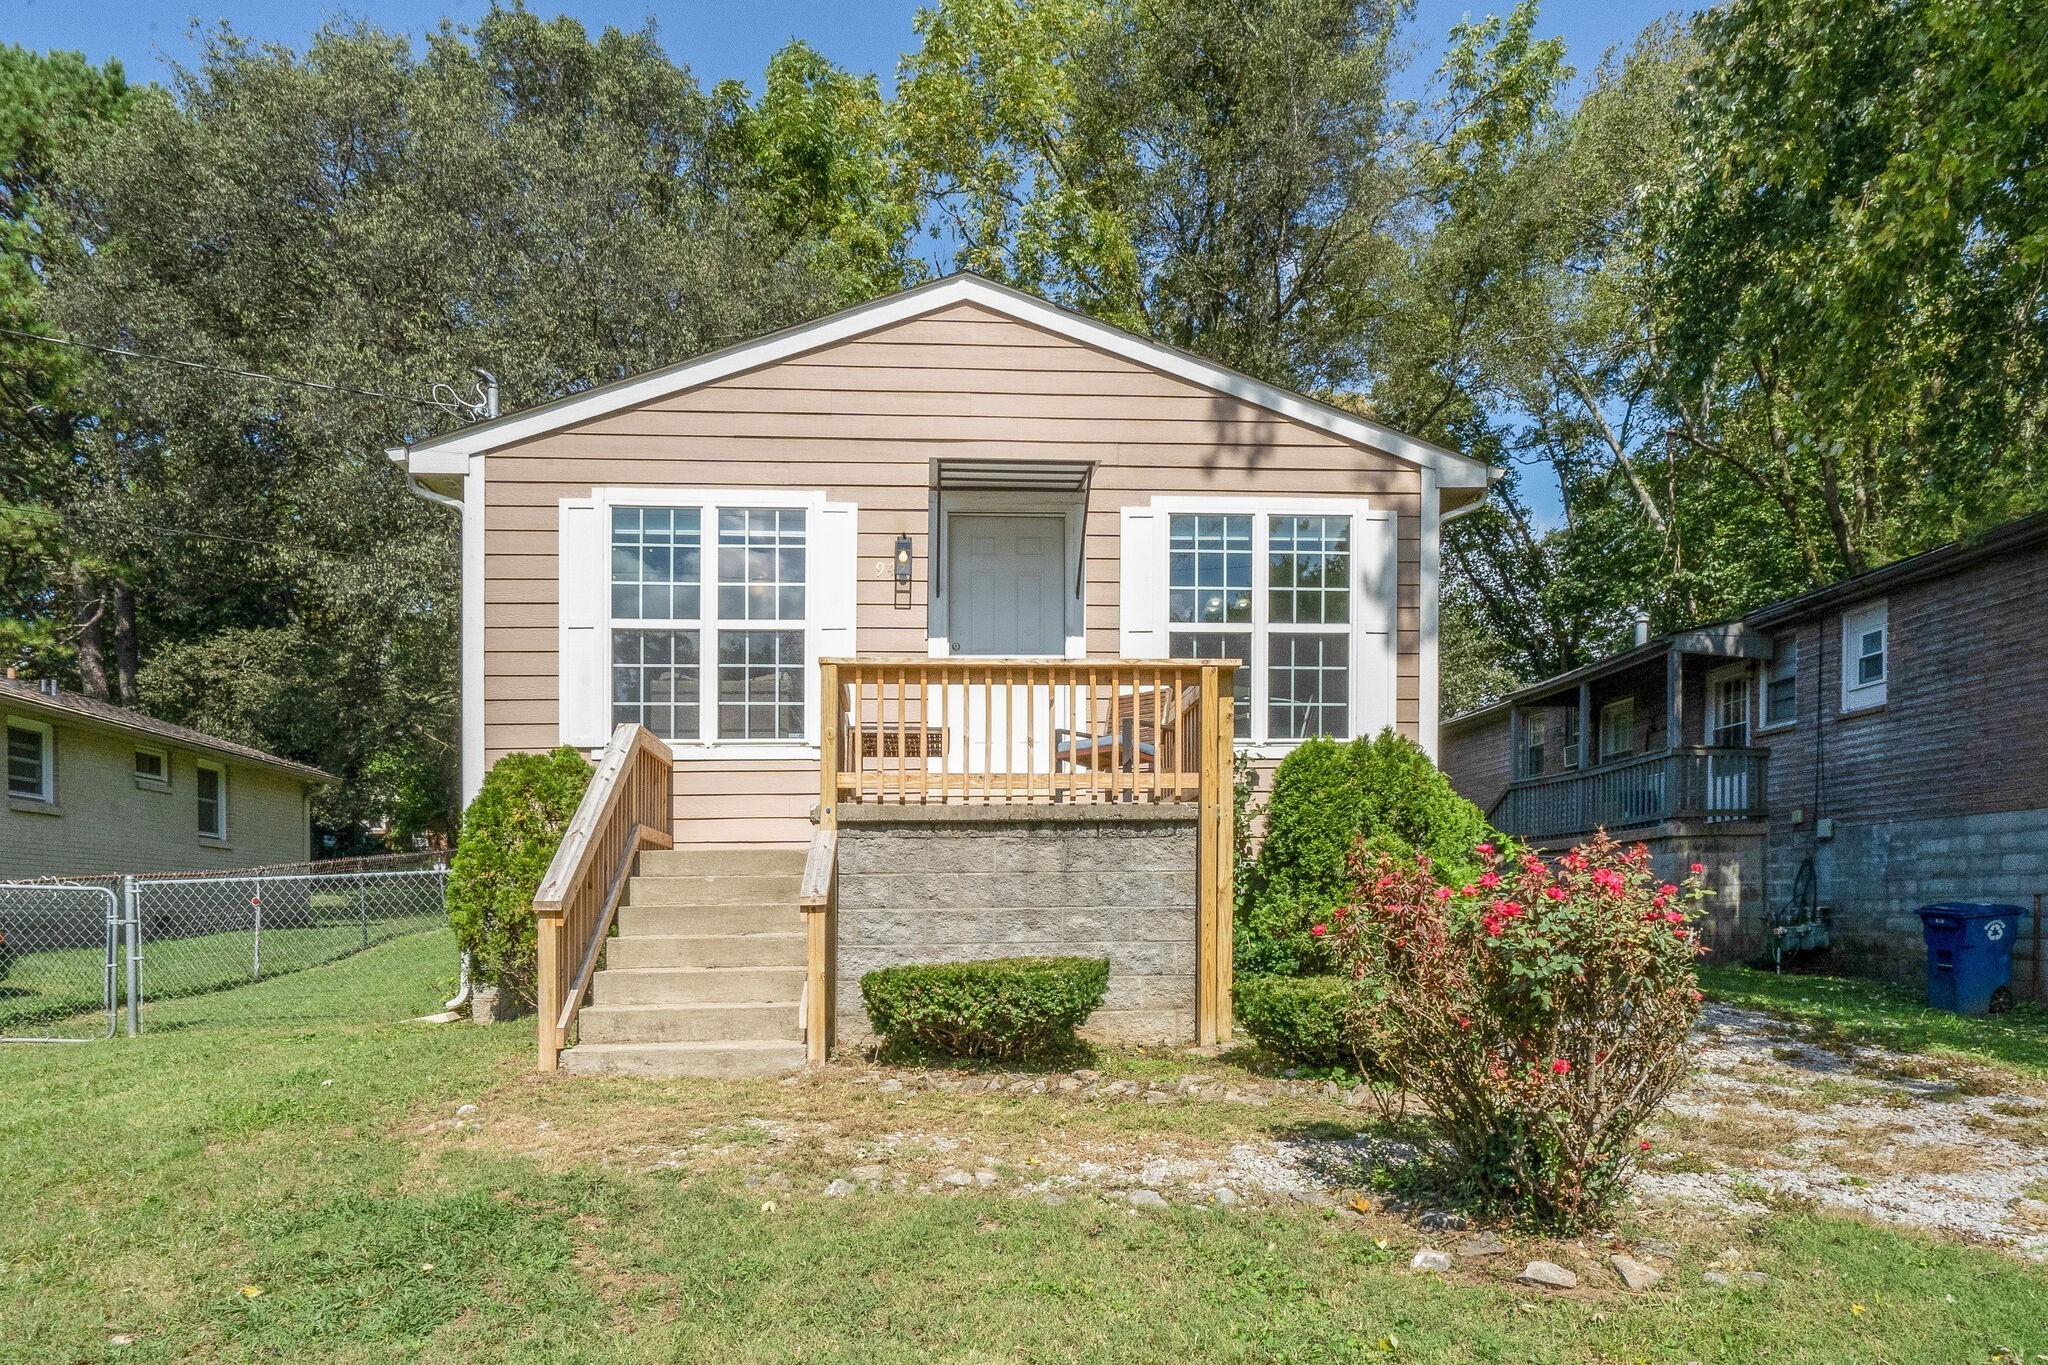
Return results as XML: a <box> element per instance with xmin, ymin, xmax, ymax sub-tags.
<box><xmin>1635</xmin><ymin>1005</ymin><xmax>2048</xmax><ymax>1255</ymax></box>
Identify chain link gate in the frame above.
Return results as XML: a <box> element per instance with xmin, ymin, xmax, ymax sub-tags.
<box><xmin>0</xmin><ymin>882</ymin><xmax>121</xmax><ymax>1042</ymax></box>
<box><xmin>0</xmin><ymin>857</ymin><xmax>447</xmax><ymax>1041</ymax></box>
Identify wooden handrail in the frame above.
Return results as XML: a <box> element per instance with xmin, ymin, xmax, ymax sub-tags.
<box><xmin>798</xmin><ymin>828</ymin><xmax>836</xmax><ymax>1065</ymax></box>
<box><xmin>533</xmin><ymin>724</ymin><xmax>674</xmax><ymax>1071</ymax></box>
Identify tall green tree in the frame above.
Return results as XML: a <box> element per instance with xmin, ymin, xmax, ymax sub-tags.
<box><xmin>0</xmin><ymin>46</ymin><xmax>135</xmax><ymax>676</ymax></box>
<box><xmin>41</xmin><ymin>9</ymin><xmax>849</xmax><ymax>841</ymax></box>
<box><xmin>1652</xmin><ymin>0</ymin><xmax>2048</xmax><ymax>578</ymax></box>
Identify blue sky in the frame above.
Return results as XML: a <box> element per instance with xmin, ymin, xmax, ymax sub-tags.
<box><xmin>8</xmin><ymin>0</ymin><xmax>1679</xmax><ymax>99</ymax></box>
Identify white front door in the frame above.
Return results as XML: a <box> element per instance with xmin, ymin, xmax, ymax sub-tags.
<box><xmin>940</xmin><ymin>514</ymin><xmax>1068</xmax><ymax>782</ymax></box>
<box><xmin>948</xmin><ymin>514</ymin><xmax>1067</xmax><ymax>657</ymax></box>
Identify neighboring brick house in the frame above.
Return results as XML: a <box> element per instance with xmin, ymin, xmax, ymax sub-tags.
<box><xmin>1440</xmin><ymin>510</ymin><xmax>2048</xmax><ymax>993</ymax></box>
<box><xmin>1</xmin><ymin>677</ymin><xmax>332</xmax><ymax>880</ymax></box>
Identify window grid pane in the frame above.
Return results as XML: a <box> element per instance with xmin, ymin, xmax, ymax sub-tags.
<box><xmin>610</xmin><ymin>506</ymin><xmax>701</xmax><ymax>622</ymax></box>
<box><xmin>1168</xmin><ymin>514</ymin><xmax>1252</xmax><ymax>625</ymax></box>
<box><xmin>1857</xmin><ymin>630</ymin><xmax>1885</xmax><ymax>685</ymax></box>
<box><xmin>1170</xmin><ymin>631</ymin><xmax>1252</xmax><ymax>738</ymax></box>
<box><xmin>718</xmin><ymin>630</ymin><xmax>805</xmax><ymax>740</ymax></box>
<box><xmin>612</xmin><ymin>629</ymin><xmax>701</xmax><ymax>740</ymax></box>
<box><xmin>7</xmin><ymin>726</ymin><xmax>43</xmax><ymax>796</ymax></box>
<box><xmin>1269</xmin><ymin>516</ymin><xmax>1351</xmax><ymax>625</ymax></box>
<box><xmin>718</xmin><ymin>507</ymin><xmax>807</xmax><ymax>622</ymax></box>
<box><xmin>1268</xmin><ymin>634</ymin><xmax>1349</xmax><ymax>740</ymax></box>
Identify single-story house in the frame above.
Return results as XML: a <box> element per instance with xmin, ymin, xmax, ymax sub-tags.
<box><xmin>1441</xmin><ymin>509</ymin><xmax>2048</xmax><ymax>993</ymax></box>
<box><xmin>2</xmin><ymin>675</ymin><xmax>333</xmax><ymax>880</ymax></box>
<box><xmin>390</xmin><ymin>272</ymin><xmax>1495</xmax><ymax>1074</ymax></box>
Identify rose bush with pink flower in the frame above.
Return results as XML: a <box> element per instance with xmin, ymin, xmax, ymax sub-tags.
<box><xmin>1324</xmin><ymin>831</ymin><xmax>1708</xmax><ymax>1229</ymax></box>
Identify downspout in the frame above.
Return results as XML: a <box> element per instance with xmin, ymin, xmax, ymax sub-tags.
<box><xmin>399</xmin><ymin>449</ymin><xmax>471</xmax><ymax>1015</ymax></box>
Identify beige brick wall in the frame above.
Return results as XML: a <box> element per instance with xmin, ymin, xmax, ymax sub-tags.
<box><xmin>1</xmin><ymin>714</ymin><xmax>313</xmax><ymax>880</ymax></box>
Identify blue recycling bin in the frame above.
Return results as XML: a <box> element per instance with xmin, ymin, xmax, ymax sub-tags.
<box><xmin>1916</xmin><ymin>902</ymin><xmax>2029</xmax><ymax>1016</ymax></box>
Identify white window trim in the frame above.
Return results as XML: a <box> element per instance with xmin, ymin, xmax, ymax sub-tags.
<box><xmin>1757</xmin><ymin>633</ymin><xmax>1799</xmax><ymax>732</ymax></box>
<box><xmin>1598</xmin><ymin>697</ymin><xmax>1635</xmax><ymax>761</ymax></box>
<box><xmin>1840</xmin><ymin>599</ymin><xmax>1888</xmax><ymax>712</ymax></box>
<box><xmin>135</xmin><ymin>745</ymin><xmax>170</xmax><ymax>788</ymax></box>
<box><xmin>6</xmin><ymin>715</ymin><xmax>54</xmax><ymax>804</ymax></box>
<box><xmin>926</xmin><ymin>488</ymin><xmax>1088</xmax><ymax>660</ymax></box>
<box><xmin>1706</xmin><ymin>662</ymin><xmax>1752</xmax><ymax>747</ymax></box>
<box><xmin>196</xmin><ymin>760</ymin><xmax>229</xmax><ymax>841</ymax></box>
<box><xmin>1133</xmin><ymin>494</ymin><xmax>1398</xmax><ymax>759</ymax></box>
<box><xmin>591</xmin><ymin>487</ymin><xmax>839</xmax><ymax>760</ymax></box>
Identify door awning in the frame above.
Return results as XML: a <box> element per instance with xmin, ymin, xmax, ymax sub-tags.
<box><xmin>933</xmin><ymin>459</ymin><xmax>1095</xmax><ymax>491</ymax></box>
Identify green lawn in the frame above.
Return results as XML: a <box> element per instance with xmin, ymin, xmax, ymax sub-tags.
<box><xmin>5</xmin><ymin>936</ymin><xmax>2047</xmax><ymax>1362</ymax></box>
<box><xmin>0</xmin><ymin>916</ymin><xmax>444</xmax><ymax>1033</ymax></box>
<box><xmin>1701</xmin><ymin>962</ymin><xmax>2048</xmax><ymax>1077</ymax></box>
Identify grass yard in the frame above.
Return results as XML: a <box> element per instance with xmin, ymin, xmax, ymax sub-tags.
<box><xmin>5</xmin><ymin>940</ymin><xmax>2048</xmax><ymax>1363</ymax></box>
<box><xmin>1701</xmin><ymin>963</ymin><xmax>2048</xmax><ymax>1078</ymax></box>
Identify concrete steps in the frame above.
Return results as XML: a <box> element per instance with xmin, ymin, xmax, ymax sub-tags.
<box><xmin>560</xmin><ymin>845</ymin><xmax>808</xmax><ymax>1078</ymax></box>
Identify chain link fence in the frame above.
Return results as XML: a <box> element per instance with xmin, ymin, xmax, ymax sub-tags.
<box><xmin>0</xmin><ymin>883</ymin><xmax>120</xmax><ymax>1042</ymax></box>
<box><xmin>0</xmin><ymin>853</ymin><xmax>450</xmax><ymax>1039</ymax></box>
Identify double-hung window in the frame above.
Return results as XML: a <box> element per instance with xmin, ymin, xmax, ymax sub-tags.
<box><xmin>1161</xmin><ymin>506</ymin><xmax>1380</xmax><ymax>746</ymax></box>
<box><xmin>609</xmin><ymin>504</ymin><xmax>808</xmax><ymax>743</ymax></box>
<box><xmin>196</xmin><ymin>762</ymin><xmax>227</xmax><ymax>839</ymax></box>
<box><xmin>1840</xmin><ymin>600</ymin><xmax>1887</xmax><ymax>712</ymax></box>
<box><xmin>6</xmin><ymin>718</ymin><xmax>52</xmax><ymax>802</ymax></box>
<box><xmin>1762</xmin><ymin>635</ymin><xmax>1798</xmax><ymax>728</ymax></box>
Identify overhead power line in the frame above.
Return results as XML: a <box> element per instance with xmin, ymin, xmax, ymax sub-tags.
<box><xmin>0</xmin><ymin>325</ymin><xmax>496</xmax><ymax>420</ymax></box>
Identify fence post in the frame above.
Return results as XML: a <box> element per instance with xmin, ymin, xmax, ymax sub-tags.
<box><xmin>251</xmin><ymin>876</ymin><xmax>263</xmax><ymax>980</ymax></box>
<box><xmin>123</xmin><ymin>875</ymin><xmax>140</xmax><ymax>1036</ymax></box>
<box><xmin>358</xmin><ymin>870</ymin><xmax>369</xmax><ymax>949</ymax></box>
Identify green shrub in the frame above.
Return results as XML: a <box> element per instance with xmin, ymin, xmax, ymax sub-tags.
<box><xmin>861</xmin><ymin>957</ymin><xmax>1110</xmax><ymax>1060</ymax></box>
<box><xmin>1234</xmin><ymin>973</ymin><xmax>1364</xmax><ymax>1073</ymax></box>
<box><xmin>1242</xmin><ymin>729</ymin><xmax>1496</xmax><ymax>974</ymax></box>
<box><xmin>446</xmin><ymin>747</ymin><xmax>593</xmax><ymax>1010</ymax></box>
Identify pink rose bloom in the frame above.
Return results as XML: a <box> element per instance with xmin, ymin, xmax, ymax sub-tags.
<box><xmin>1550</xmin><ymin>1058</ymin><xmax>1570</xmax><ymax>1075</ymax></box>
<box><xmin>1460</xmin><ymin>884</ymin><xmax>1478</xmax><ymax>897</ymax></box>
<box><xmin>1690</xmin><ymin>862</ymin><xmax>1705</xmax><ymax>876</ymax></box>
<box><xmin>1310</xmin><ymin>924</ymin><xmax>1327</xmax><ymax>937</ymax></box>
<box><xmin>1479</xmin><ymin>871</ymin><xmax>1501</xmax><ymax>889</ymax></box>
<box><xmin>1434</xmin><ymin>886</ymin><xmax>1453</xmax><ymax>901</ymax></box>
<box><xmin>1476</xmin><ymin>842</ymin><xmax>1495</xmax><ymax>856</ymax></box>
<box><xmin>1543</xmin><ymin>886</ymin><xmax>1568</xmax><ymax>902</ymax></box>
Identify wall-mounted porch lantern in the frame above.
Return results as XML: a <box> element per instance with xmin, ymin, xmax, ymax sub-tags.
<box><xmin>894</xmin><ymin>533</ymin><xmax>914</xmax><ymax>608</ymax></box>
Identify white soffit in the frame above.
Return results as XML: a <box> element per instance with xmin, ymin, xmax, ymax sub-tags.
<box><xmin>392</xmin><ymin>274</ymin><xmax>1493</xmax><ymax>487</ymax></box>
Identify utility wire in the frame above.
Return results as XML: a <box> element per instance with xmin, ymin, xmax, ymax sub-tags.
<box><xmin>0</xmin><ymin>324</ymin><xmax>477</xmax><ymax>413</ymax></box>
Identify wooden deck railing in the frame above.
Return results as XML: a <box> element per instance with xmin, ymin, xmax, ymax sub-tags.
<box><xmin>533</xmin><ymin>724</ymin><xmax>674</xmax><ymax>1070</ymax></box>
<box><xmin>1492</xmin><ymin>745</ymin><xmax>1769</xmax><ymax>843</ymax></box>
<box><xmin>815</xmin><ymin>658</ymin><xmax>1237</xmax><ymax>1049</ymax></box>
<box><xmin>821</xmin><ymin>658</ymin><xmax>1219</xmax><ymax>805</ymax></box>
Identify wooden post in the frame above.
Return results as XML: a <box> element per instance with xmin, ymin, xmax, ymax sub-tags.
<box><xmin>535</xmin><ymin>908</ymin><xmax>563</xmax><ymax>1071</ymax></box>
<box><xmin>819</xmin><ymin>661</ymin><xmax>841</xmax><ymax>831</ymax></box>
<box><xmin>1576</xmin><ymin>681</ymin><xmax>1592</xmax><ymax>770</ymax></box>
<box><xmin>807</xmin><ymin>662</ymin><xmax>842</xmax><ymax>1065</ymax></box>
<box><xmin>1196</xmin><ymin>664</ymin><xmax>1223</xmax><ymax>1047</ymax></box>
<box><xmin>1212</xmin><ymin>663</ymin><xmax>1235</xmax><ymax>1044</ymax></box>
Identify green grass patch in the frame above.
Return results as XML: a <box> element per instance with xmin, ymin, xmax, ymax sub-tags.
<box><xmin>4</xmin><ymin>937</ymin><xmax>2046</xmax><ymax>1361</ymax></box>
<box><xmin>1701</xmin><ymin>964</ymin><xmax>2048</xmax><ymax>1079</ymax></box>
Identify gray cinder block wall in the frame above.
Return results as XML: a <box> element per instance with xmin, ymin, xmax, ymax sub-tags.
<box><xmin>831</xmin><ymin>804</ymin><xmax>1199</xmax><ymax>1045</ymax></box>
<box><xmin>1790</xmin><ymin>808</ymin><xmax>2048</xmax><ymax>990</ymax></box>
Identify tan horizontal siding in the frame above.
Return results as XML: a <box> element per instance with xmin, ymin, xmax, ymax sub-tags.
<box><xmin>482</xmin><ymin>301</ymin><xmax>1433</xmax><ymax>846</ymax></box>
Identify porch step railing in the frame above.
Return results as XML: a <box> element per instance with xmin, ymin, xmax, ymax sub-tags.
<box><xmin>533</xmin><ymin>723</ymin><xmax>674</xmax><ymax>1070</ymax></box>
<box><xmin>1492</xmin><ymin>745</ymin><xmax>1768</xmax><ymax>843</ymax></box>
<box><xmin>814</xmin><ymin>658</ymin><xmax>1237</xmax><ymax>1048</ymax></box>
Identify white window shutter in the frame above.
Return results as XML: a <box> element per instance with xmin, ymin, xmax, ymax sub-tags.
<box><xmin>811</xmin><ymin>501</ymin><xmax>860</xmax><ymax>738</ymax></box>
<box><xmin>557</xmin><ymin>497</ymin><xmax>609</xmax><ymax>747</ymax></box>
<box><xmin>1354</xmin><ymin>509</ymin><xmax>1399</xmax><ymax>738</ymax></box>
<box><xmin>1119</xmin><ymin>506</ymin><xmax>1168</xmax><ymax>658</ymax></box>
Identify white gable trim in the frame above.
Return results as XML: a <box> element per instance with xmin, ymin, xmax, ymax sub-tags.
<box><xmin>390</xmin><ymin>275</ymin><xmax>1492</xmax><ymax>487</ymax></box>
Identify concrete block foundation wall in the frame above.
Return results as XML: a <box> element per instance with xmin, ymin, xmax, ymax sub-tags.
<box><xmin>1774</xmin><ymin>807</ymin><xmax>2048</xmax><ymax>995</ymax></box>
<box><xmin>831</xmin><ymin>804</ymin><xmax>1199</xmax><ymax>1046</ymax></box>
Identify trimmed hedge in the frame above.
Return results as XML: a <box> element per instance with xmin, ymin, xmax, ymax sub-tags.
<box><xmin>1234</xmin><ymin>974</ymin><xmax>1365</xmax><ymax>1072</ymax></box>
<box><xmin>861</xmin><ymin>957</ymin><xmax>1110</xmax><ymax>1060</ymax></box>
<box><xmin>446</xmin><ymin>747</ymin><xmax>593</xmax><ymax>1010</ymax></box>
<box><xmin>1243</xmin><ymin>729</ymin><xmax>1496</xmax><ymax>974</ymax></box>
